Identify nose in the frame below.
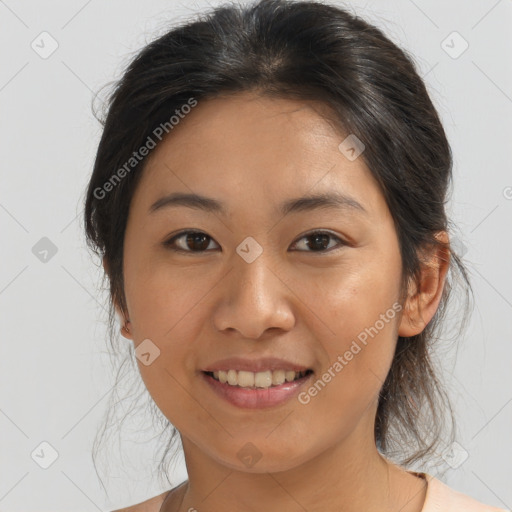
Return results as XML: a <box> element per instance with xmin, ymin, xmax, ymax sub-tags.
<box><xmin>212</xmin><ymin>252</ymin><xmax>296</xmax><ymax>340</ymax></box>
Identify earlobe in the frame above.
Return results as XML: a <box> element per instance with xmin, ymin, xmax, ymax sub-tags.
<box><xmin>114</xmin><ymin>306</ymin><xmax>133</xmax><ymax>340</ymax></box>
<box><xmin>116</xmin><ymin>307</ymin><xmax>133</xmax><ymax>340</ymax></box>
<box><xmin>398</xmin><ymin>232</ymin><xmax>450</xmax><ymax>338</ymax></box>
<box><xmin>120</xmin><ymin>319</ymin><xmax>133</xmax><ymax>340</ymax></box>
<box><xmin>103</xmin><ymin>255</ymin><xmax>133</xmax><ymax>340</ymax></box>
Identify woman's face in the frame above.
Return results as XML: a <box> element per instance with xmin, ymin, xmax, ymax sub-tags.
<box><xmin>117</xmin><ymin>92</ymin><xmax>413</xmax><ymax>472</ymax></box>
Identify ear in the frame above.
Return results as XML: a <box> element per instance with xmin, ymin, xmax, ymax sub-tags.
<box><xmin>102</xmin><ymin>255</ymin><xmax>133</xmax><ymax>340</ymax></box>
<box><xmin>397</xmin><ymin>231</ymin><xmax>450</xmax><ymax>338</ymax></box>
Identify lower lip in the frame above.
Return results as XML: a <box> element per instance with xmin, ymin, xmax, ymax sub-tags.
<box><xmin>201</xmin><ymin>371</ymin><xmax>314</xmax><ymax>409</ymax></box>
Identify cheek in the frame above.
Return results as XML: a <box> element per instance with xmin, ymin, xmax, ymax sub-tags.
<box><xmin>304</xmin><ymin>254</ymin><xmax>402</xmax><ymax>400</ymax></box>
<box><xmin>125</xmin><ymin>268</ymin><xmax>209</xmax><ymax>428</ymax></box>
<box><xmin>296</xmin><ymin>289</ymin><xmax>400</xmax><ymax>440</ymax></box>
<box><xmin>123</xmin><ymin>259</ymin><xmax>214</xmax><ymax>395</ymax></box>
<box><xmin>310</xmin><ymin>252</ymin><xmax>401</xmax><ymax>337</ymax></box>
<box><xmin>124</xmin><ymin>248</ymin><xmax>204</xmax><ymax>334</ymax></box>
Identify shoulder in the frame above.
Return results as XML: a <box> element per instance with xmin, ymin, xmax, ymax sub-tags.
<box><xmin>110</xmin><ymin>490</ymin><xmax>170</xmax><ymax>512</ymax></box>
<box><xmin>422</xmin><ymin>474</ymin><xmax>510</xmax><ymax>512</ymax></box>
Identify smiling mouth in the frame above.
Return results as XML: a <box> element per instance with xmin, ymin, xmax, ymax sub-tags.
<box><xmin>203</xmin><ymin>369</ymin><xmax>314</xmax><ymax>389</ymax></box>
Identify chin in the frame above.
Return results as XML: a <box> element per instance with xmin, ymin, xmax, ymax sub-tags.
<box><xmin>213</xmin><ymin>443</ymin><xmax>314</xmax><ymax>474</ymax></box>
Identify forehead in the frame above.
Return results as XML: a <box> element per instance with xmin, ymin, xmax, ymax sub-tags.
<box><xmin>132</xmin><ymin>92</ymin><xmax>385</xmax><ymax>219</ymax></box>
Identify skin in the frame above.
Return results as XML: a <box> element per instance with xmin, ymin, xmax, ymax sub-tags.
<box><xmin>107</xmin><ymin>92</ymin><xmax>450</xmax><ymax>512</ymax></box>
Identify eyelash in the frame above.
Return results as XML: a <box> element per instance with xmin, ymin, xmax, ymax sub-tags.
<box><xmin>163</xmin><ymin>230</ymin><xmax>348</xmax><ymax>254</ymax></box>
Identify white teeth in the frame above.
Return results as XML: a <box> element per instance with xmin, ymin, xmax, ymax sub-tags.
<box><xmin>285</xmin><ymin>370</ymin><xmax>296</xmax><ymax>382</ymax></box>
<box><xmin>272</xmin><ymin>369</ymin><xmax>286</xmax><ymax>386</ymax></box>
<box><xmin>227</xmin><ymin>369</ymin><xmax>237</xmax><ymax>386</ymax></box>
<box><xmin>254</xmin><ymin>370</ymin><xmax>272</xmax><ymax>388</ymax></box>
<box><xmin>210</xmin><ymin>369</ymin><xmax>309</xmax><ymax>388</ymax></box>
<box><xmin>238</xmin><ymin>370</ymin><xmax>255</xmax><ymax>387</ymax></box>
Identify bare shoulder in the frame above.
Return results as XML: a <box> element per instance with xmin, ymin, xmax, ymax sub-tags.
<box><xmin>110</xmin><ymin>490</ymin><xmax>170</xmax><ymax>512</ymax></box>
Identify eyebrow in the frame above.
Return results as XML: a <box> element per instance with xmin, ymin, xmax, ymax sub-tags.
<box><xmin>148</xmin><ymin>191</ymin><xmax>368</xmax><ymax>217</ymax></box>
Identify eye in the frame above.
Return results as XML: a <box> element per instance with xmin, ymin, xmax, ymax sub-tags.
<box><xmin>163</xmin><ymin>229</ymin><xmax>347</xmax><ymax>254</ymax></box>
<box><xmin>291</xmin><ymin>230</ymin><xmax>347</xmax><ymax>253</ymax></box>
<box><xmin>164</xmin><ymin>230</ymin><xmax>219</xmax><ymax>253</ymax></box>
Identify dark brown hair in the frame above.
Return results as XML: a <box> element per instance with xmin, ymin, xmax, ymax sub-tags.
<box><xmin>83</xmin><ymin>0</ymin><xmax>473</xmax><ymax>490</ymax></box>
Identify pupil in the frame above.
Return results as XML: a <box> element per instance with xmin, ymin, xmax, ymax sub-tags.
<box><xmin>187</xmin><ymin>233</ymin><xmax>209</xmax><ymax>251</ymax></box>
<box><xmin>307</xmin><ymin>234</ymin><xmax>329</xmax><ymax>251</ymax></box>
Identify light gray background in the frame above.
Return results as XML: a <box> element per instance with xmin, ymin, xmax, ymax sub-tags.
<box><xmin>1</xmin><ymin>0</ymin><xmax>511</xmax><ymax>511</ymax></box>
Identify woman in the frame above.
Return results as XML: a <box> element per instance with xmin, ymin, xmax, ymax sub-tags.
<box><xmin>83</xmin><ymin>1</ymin><xmax>509</xmax><ymax>511</ymax></box>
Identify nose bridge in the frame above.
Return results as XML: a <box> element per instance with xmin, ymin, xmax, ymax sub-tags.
<box><xmin>213</xmin><ymin>240</ymin><xmax>294</xmax><ymax>338</ymax></box>
<box><xmin>232</xmin><ymin>242</ymin><xmax>278</xmax><ymax>308</ymax></box>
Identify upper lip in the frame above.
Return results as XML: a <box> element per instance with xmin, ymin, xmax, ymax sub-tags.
<box><xmin>202</xmin><ymin>357</ymin><xmax>313</xmax><ymax>373</ymax></box>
